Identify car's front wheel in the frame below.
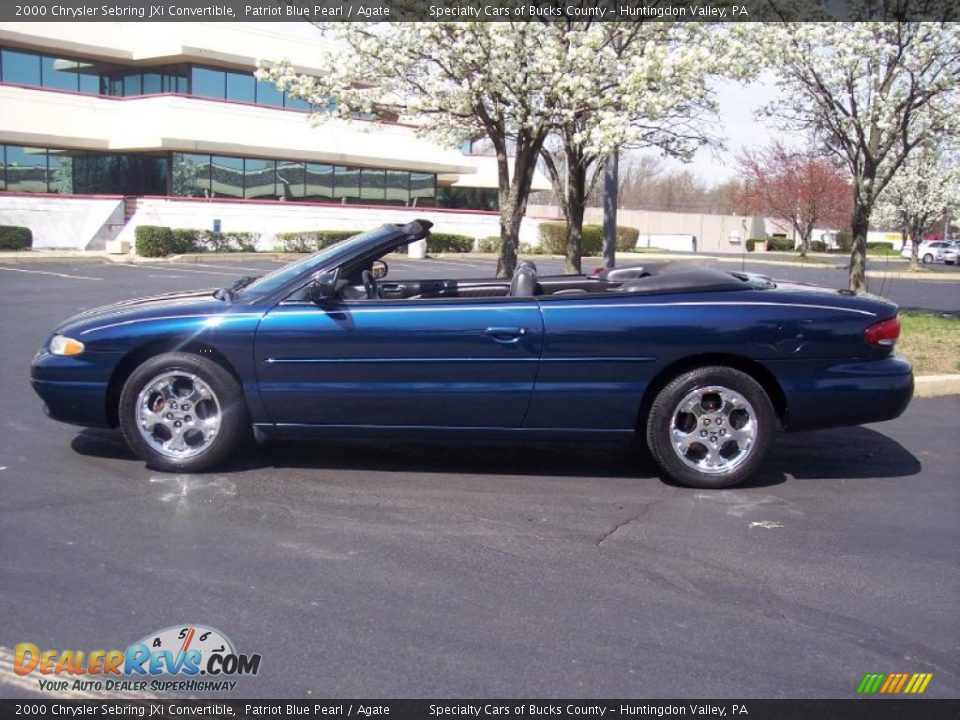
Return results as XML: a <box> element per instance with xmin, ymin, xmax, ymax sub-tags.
<box><xmin>922</xmin><ymin>253</ymin><xmax>934</xmax><ymax>264</ymax></box>
<box><xmin>118</xmin><ymin>352</ymin><xmax>250</xmax><ymax>472</ymax></box>
<box><xmin>645</xmin><ymin>366</ymin><xmax>775</xmax><ymax>489</ymax></box>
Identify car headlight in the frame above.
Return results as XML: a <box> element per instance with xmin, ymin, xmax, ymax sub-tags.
<box><xmin>50</xmin><ymin>334</ymin><xmax>85</xmax><ymax>356</ymax></box>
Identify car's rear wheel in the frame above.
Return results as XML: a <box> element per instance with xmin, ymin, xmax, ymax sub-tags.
<box><xmin>118</xmin><ymin>352</ymin><xmax>250</xmax><ymax>472</ymax></box>
<box><xmin>645</xmin><ymin>366</ymin><xmax>775</xmax><ymax>489</ymax></box>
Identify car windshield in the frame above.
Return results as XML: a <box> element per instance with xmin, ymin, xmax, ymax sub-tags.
<box><xmin>238</xmin><ymin>227</ymin><xmax>395</xmax><ymax>298</ymax></box>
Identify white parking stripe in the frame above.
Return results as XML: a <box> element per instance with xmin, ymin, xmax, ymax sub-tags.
<box><xmin>0</xmin><ymin>266</ymin><xmax>102</xmax><ymax>281</ymax></box>
<box><xmin>112</xmin><ymin>264</ymin><xmax>241</xmax><ymax>277</ymax></box>
<box><xmin>170</xmin><ymin>262</ymin><xmax>283</xmax><ymax>272</ymax></box>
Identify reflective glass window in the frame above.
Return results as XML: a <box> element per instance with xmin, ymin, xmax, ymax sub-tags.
<box><xmin>277</xmin><ymin>161</ymin><xmax>306</xmax><ymax>199</ymax></box>
<box><xmin>360</xmin><ymin>169</ymin><xmax>386</xmax><ymax>202</ymax></box>
<box><xmin>385</xmin><ymin>170</ymin><xmax>409</xmax><ymax>205</ymax></box>
<box><xmin>409</xmin><ymin>172</ymin><xmax>436</xmax><ymax>207</ymax></box>
<box><xmin>41</xmin><ymin>56</ymin><xmax>79</xmax><ymax>92</ymax></box>
<box><xmin>5</xmin><ymin>146</ymin><xmax>47</xmax><ymax>192</ymax></box>
<box><xmin>305</xmin><ymin>163</ymin><xmax>334</xmax><ymax>200</ymax></box>
<box><xmin>333</xmin><ymin>166</ymin><xmax>360</xmax><ymax>201</ymax></box>
<box><xmin>46</xmin><ymin>151</ymin><xmax>72</xmax><ymax>193</ymax></box>
<box><xmin>173</xmin><ymin>153</ymin><xmax>211</xmax><ymax>197</ymax></box>
<box><xmin>244</xmin><ymin>158</ymin><xmax>276</xmax><ymax>199</ymax></box>
<box><xmin>2</xmin><ymin>49</ymin><xmax>41</xmax><ymax>86</ymax></box>
<box><xmin>256</xmin><ymin>78</ymin><xmax>283</xmax><ymax>107</ymax></box>
<box><xmin>226</xmin><ymin>71</ymin><xmax>255</xmax><ymax>104</ymax></box>
<box><xmin>142</xmin><ymin>72</ymin><xmax>162</xmax><ymax>94</ymax></box>
<box><xmin>210</xmin><ymin>155</ymin><xmax>243</xmax><ymax>198</ymax></box>
<box><xmin>123</xmin><ymin>71</ymin><xmax>142</xmax><ymax>96</ymax></box>
<box><xmin>192</xmin><ymin>67</ymin><xmax>225</xmax><ymax>99</ymax></box>
<box><xmin>76</xmin><ymin>63</ymin><xmax>100</xmax><ymax>94</ymax></box>
<box><xmin>284</xmin><ymin>92</ymin><xmax>310</xmax><ymax>111</ymax></box>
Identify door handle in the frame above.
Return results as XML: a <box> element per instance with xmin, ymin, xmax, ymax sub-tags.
<box><xmin>483</xmin><ymin>326</ymin><xmax>527</xmax><ymax>343</ymax></box>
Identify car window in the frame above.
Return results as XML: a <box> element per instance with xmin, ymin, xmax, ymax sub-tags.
<box><xmin>242</xmin><ymin>228</ymin><xmax>394</xmax><ymax>297</ymax></box>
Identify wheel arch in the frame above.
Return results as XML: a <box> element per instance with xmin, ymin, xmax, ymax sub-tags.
<box><xmin>105</xmin><ymin>338</ymin><xmax>244</xmax><ymax>428</ymax></box>
<box><xmin>637</xmin><ymin>353</ymin><xmax>788</xmax><ymax>432</ymax></box>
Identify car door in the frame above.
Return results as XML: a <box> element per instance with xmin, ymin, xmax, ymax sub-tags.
<box><xmin>254</xmin><ymin>296</ymin><xmax>544</xmax><ymax>428</ymax></box>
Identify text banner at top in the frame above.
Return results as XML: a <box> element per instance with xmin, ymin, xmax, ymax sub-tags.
<box><xmin>2</xmin><ymin>0</ymin><xmax>957</xmax><ymax>22</ymax></box>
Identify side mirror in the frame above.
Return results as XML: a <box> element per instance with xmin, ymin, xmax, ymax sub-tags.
<box><xmin>371</xmin><ymin>259</ymin><xmax>389</xmax><ymax>280</ymax></box>
<box><xmin>307</xmin><ymin>272</ymin><xmax>337</xmax><ymax>303</ymax></box>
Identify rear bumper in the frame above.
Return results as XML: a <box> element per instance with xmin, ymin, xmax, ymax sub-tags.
<box><xmin>31</xmin><ymin>351</ymin><xmax>115</xmax><ymax>428</ymax></box>
<box><xmin>776</xmin><ymin>356</ymin><xmax>914</xmax><ymax>432</ymax></box>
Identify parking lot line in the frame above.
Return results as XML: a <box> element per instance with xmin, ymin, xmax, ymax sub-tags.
<box><xmin>0</xmin><ymin>266</ymin><xmax>102</xmax><ymax>281</ymax></box>
<box><xmin>112</xmin><ymin>264</ymin><xmax>243</xmax><ymax>277</ymax></box>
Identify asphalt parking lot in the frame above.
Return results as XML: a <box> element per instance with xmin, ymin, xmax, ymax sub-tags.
<box><xmin>0</xmin><ymin>257</ymin><xmax>957</xmax><ymax>699</ymax></box>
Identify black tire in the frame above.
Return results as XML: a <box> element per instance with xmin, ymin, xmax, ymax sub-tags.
<box><xmin>645</xmin><ymin>366</ymin><xmax>775</xmax><ymax>489</ymax></box>
<box><xmin>118</xmin><ymin>352</ymin><xmax>251</xmax><ymax>472</ymax></box>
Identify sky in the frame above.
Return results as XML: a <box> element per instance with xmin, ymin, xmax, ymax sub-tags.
<box><xmin>263</xmin><ymin>23</ymin><xmax>786</xmax><ymax>188</ymax></box>
<box><xmin>649</xmin><ymin>73</ymin><xmax>785</xmax><ymax>186</ymax></box>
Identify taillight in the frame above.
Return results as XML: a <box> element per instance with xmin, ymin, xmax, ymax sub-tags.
<box><xmin>865</xmin><ymin>315</ymin><xmax>900</xmax><ymax>347</ymax></box>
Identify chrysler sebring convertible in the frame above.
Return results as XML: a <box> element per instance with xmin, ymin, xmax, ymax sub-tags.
<box><xmin>31</xmin><ymin>220</ymin><xmax>913</xmax><ymax>488</ymax></box>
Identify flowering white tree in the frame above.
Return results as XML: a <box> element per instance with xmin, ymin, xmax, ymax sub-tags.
<box><xmin>753</xmin><ymin>21</ymin><xmax>960</xmax><ymax>291</ymax></box>
<box><xmin>539</xmin><ymin>23</ymin><xmax>748</xmax><ymax>273</ymax></box>
<box><xmin>260</xmin><ymin>23</ymin><xmax>575</xmax><ymax>277</ymax></box>
<box><xmin>875</xmin><ymin>139</ymin><xmax>960</xmax><ymax>268</ymax></box>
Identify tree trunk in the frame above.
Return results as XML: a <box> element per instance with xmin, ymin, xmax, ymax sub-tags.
<box><xmin>495</xmin><ymin>135</ymin><xmax>546</xmax><ymax>279</ymax></box>
<box><xmin>847</xmin><ymin>201</ymin><xmax>871</xmax><ymax>293</ymax></box>
<box><xmin>497</xmin><ymin>204</ymin><xmax>522</xmax><ymax>279</ymax></box>
<box><xmin>564</xmin><ymin>159</ymin><xmax>587</xmax><ymax>275</ymax></box>
<box><xmin>909</xmin><ymin>231</ymin><xmax>919</xmax><ymax>270</ymax></box>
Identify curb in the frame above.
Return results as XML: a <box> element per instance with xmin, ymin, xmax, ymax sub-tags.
<box><xmin>913</xmin><ymin>375</ymin><xmax>960</xmax><ymax>399</ymax></box>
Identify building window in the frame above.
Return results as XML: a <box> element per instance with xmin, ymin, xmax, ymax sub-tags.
<box><xmin>359</xmin><ymin>168</ymin><xmax>386</xmax><ymax>202</ymax></box>
<box><xmin>256</xmin><ymin>78</ymin><xmax>283</xmax><ymax>107</ymax></box>
<box><xmin>226</xmin><ymin>71</ymin><xmax>255</xmax><ymax>104</ymax></box>
<box><xmin>2</xmin><ymin>48</ymin><xmax>41</xmax><ymax>86</ymax></box>
<box><xmin>41</xmin><ymin>56</ymin><xmax>80</xmax><ymax>92</ymax></box>
<box><xmin>191</xmin><ymin>67</ymin><xmax>225</xmax><ymax>100</ymax></box>
<box><xmin>143</xmin><ymin>72</ymin><xmax>162</xmax><ymax>94</ymax></box>
<box><xmin>385</xmin><ymin>170</ymin><xmax>410</xmax><ymax>205</ymax></box>
<box><xmin>277</xmin><ymin>161</ymin><xmax>306</xmax><ymax>199</ymax></box>
<box><xmin>410</xmin><ymin>172</ymin><xmax>437</xmax><ymax>207</ymax></box>
<box><xmin>333</xmin><ymin>166</ymin><xmax>360</xmax><ymax>202</ymax></box>
<box><xmin>244</xmin><ymin>158</ymin><xmax>276</xmax><ymax>199</ymax></box>
<box><xmin>46</xmin><ymin>151</ymin><xmax>71</xmax><ymax>193</ymax></box>
<box><xmin>210</xmin><ymin>155</ymin><xmax>243</xmax><ymax>198</ymax></box>
<box><xmin>305</xmin><ymin>163</ymin><xmax>334</xmax><ymax>200</ymax></box>
<box><xmin>4</xmin><ymin>145</ymin><xmax>48</xmax><ymax>193</ymax></box>
<box><xmin>173</xmin><ymin>153</ymin><xmax>211</xmax><ymax>197</ymax></box>
<box><xmin>72</xmin><ymin>153</ymin><xmax>167</xmax><ymax>195</ymax></box>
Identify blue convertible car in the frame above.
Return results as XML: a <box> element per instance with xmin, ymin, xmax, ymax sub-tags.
<box><xmin>31</xmin><ymin>220</ymin><xmax>913</xmax><ymax>488</ymax></box>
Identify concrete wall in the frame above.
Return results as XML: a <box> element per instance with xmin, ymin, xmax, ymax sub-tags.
<box><xmin>527</xmin><ymin>204</ymin><xmax>757</xmax><ymax>254</ymax></box>
<box><xmin>0</xmin><ymin>194</ymin><xmax>123</xmax><ymax>250</ymax></box>
<box><xmin>119</xmin><ymin>198</ymin><xmax>553</xmax><ymax>251</ymax></box>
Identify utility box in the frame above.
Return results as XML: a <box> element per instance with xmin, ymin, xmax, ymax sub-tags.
<box><xmin>408</xmin><ymin>238</ymin><xmax>427</xmax><ymax>259</ymax></box>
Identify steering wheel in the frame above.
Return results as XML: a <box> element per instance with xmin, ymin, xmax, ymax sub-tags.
<box><xmin>361</xmin><ymin>269</ymin><xmax>378</xmax><ymax>299</ymax></box>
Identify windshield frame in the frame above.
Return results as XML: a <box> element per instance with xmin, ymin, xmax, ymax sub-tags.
<box><xmin>237</xmin><ymin>226</ymin><xmax>403</xmax><ymax>300</ymax></box>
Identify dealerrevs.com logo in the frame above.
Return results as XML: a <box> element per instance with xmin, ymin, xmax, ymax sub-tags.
<box><xmin>14</xmin><ymin>625</ymin><xmax>261</xmax><ymax>694</ymax></box>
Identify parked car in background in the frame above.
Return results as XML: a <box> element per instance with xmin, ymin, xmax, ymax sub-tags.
<box><xmin>941</xmin><ymin>240</ymin><xmax>960</xmax><ymax>265</ymax></box>
<box><xmin>901</xmin><ymin>240</ymin><xmax>951</xmax><ymax>263</ymax></box>
<box><xmin>31</xmin><ymin>220</ymin><xmax>914</xmax><ymax>490</ymax></box>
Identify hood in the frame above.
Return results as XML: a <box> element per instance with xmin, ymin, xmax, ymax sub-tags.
<box><xmin>54</xmin><ymin>288</ymin><xmax>226</xmax><ymax>337</ymax></box>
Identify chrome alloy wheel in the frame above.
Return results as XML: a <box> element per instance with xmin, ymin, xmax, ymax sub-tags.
<box><xmin>669</xmin><ymin>385</ymin><xmax>758</xmax><ymax>475</ymax></box>
<box><xmin>136</xmin><ymin>371</ymin><xmax>221</xmax><ymax>460</ymax></box>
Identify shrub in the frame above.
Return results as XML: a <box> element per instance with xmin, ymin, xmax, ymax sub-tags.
<box><xmin>538</xmin><ymin>222</ymin><xmax>637</xmax><ymax>255</ymax></box>
<box><xmin>810</xmin><ymin>240</ymin><xmax>828</xmax><ymax>253</ymax></box>
<box><xmin>0</xmin><ymin>225</ymin><xmax>32</xmax><ymax>250</ymax></box>
<box><xmin>426</xmin><ymin>233</ymin><xmax>474</xmax><ymax>253</ymax></box>
<box><xmin>197</xmin><ymin>231</ymin><xmax>260</xmax><ymax>253</ymax></box>
<box><xmin>476</xmin><ymin>236</ymin><xmax>500</xmax><ymax>253</ymax></box>
<box><xmin>745</xmin><ymin>238</ymin><xmax>757</xmax><ymax>252</ymax></box>
<box><xmin>766</xmin><ymin>236</ymin><xmax>796</xmax><ymax>252</ymax></box>
<box><xmin>134</xmin><ymin>225</ymin><xmax>192</xmax><ymax>257</ymax></box>
<box><xmin>835</xmin><ymin>230</ymin><xmax>853</xmax><ymax>253</ymax></box>
<box><xmin>615</xmin><ymin>226</ymin><xmax>640</xmax><ymax>252</ymax></box>
<box><xmin>274</xmin><ymin>230</ymin><xmax>361</xmax><ymax>253</ymax></box>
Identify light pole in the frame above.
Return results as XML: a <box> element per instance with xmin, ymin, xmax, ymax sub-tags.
<box><xmin>602</xmin><ymin>152</ymin><xmax>618</xmax><ymax>268</ymax></box>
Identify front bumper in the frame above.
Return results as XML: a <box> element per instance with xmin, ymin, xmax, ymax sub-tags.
<box><xmin>31</xmin><ymin>351</ymin><xmax>119</xmax><ymax>428</ymax></box>
<box><xmin>774</xmin><ymin>355</ymin><xmax>914</xmax><ymax>432</ymax></box>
